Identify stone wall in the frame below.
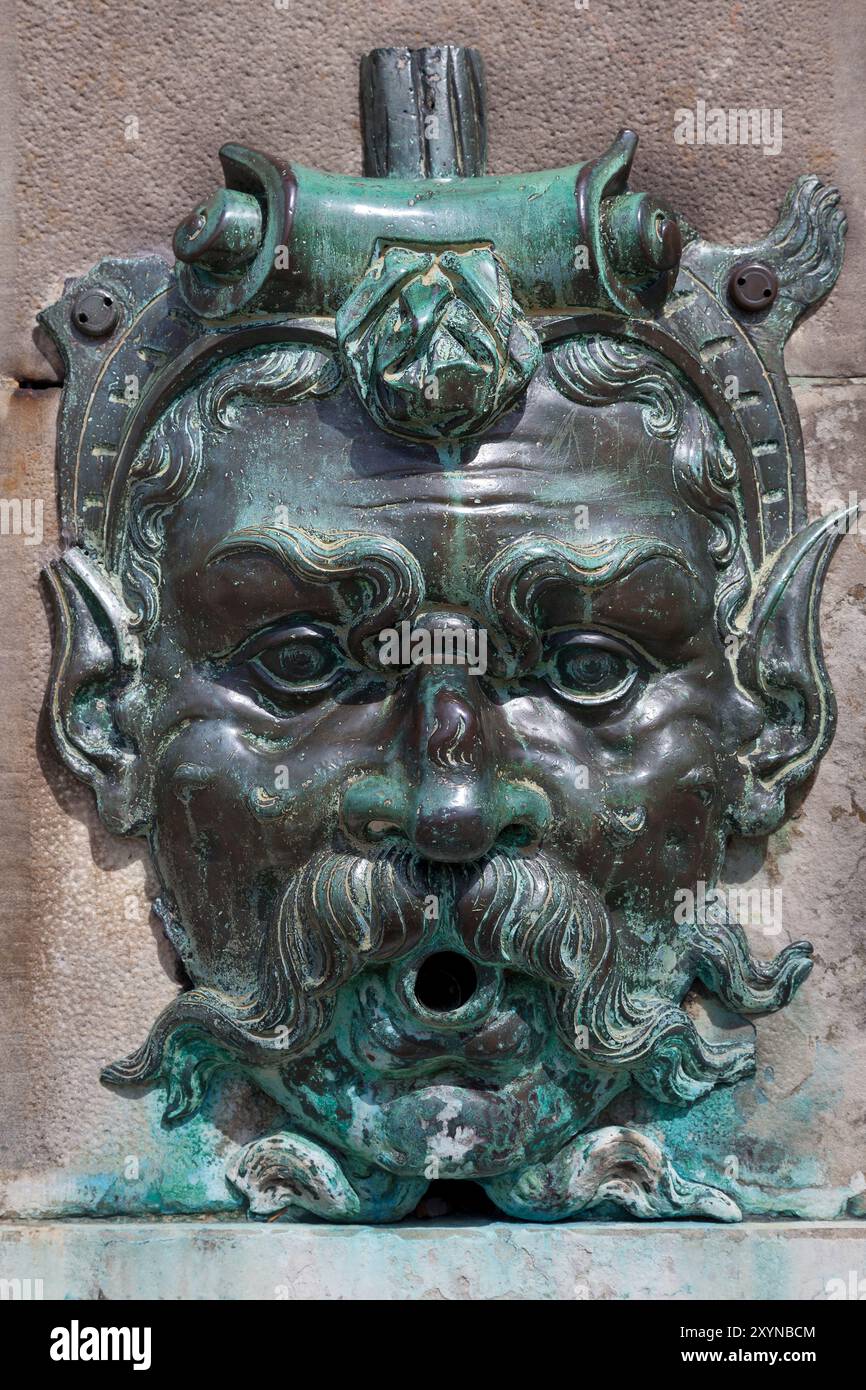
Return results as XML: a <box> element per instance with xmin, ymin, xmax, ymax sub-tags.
<box><xmin>1</xmin><ymin>0</ymin><xmax>864</xmax><ymax>1226</ymax></box>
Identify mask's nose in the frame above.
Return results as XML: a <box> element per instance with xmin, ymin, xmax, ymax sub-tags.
<box><xmin>341</xmin><ymin>612</ymin><xmax>551</xmax><ymax>863</ymax></box>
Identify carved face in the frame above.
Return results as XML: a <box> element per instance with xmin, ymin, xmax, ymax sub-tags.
<box><xmin>148</xmin><ymin>378</ymin><xmax>734</xmax><ymax>966</ymax></box>
<box><xmin>48</xmin><ymin>305</ymin><xmax>841</xmax><ymax>1221</ymax></box>
<box><xmin>90</xmin><ymin>348</ymin><xmax>805</xmax><ymax>1198</ymax></box>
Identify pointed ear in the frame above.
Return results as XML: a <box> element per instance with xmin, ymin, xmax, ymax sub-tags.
<box><xmin>44</xmin><ymin>547</ymin><xmax>150</xmax><ymax>835</ymax></box>
<box><xmin>733</xmin><ymin>505</ymin><xmax>857</xmax><ymax>834</ymax></box>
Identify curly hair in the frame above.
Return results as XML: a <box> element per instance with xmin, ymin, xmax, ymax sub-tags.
<box><xmin>116</xmin><ymin>344</ymin><xmax>342</xmax><ymax>632</ymax></box>
<box><xmin>547</xmin><ymin>334</ymin><xmax>751</xmax><ymax>635</ymax></box>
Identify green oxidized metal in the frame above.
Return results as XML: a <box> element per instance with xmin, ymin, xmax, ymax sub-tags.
<box><xmin>39</xmin><ymin>44</ymin><xmax>853</xmax><ymax>1223</ymax></box>
<box><xmin>336</xmin><ymin>243</ymin><xmax>542</xmax><ymax>441</ymax></box>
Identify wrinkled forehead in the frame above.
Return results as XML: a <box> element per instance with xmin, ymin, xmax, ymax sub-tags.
<box><xmin>162</xmin><ymin>379</ymin><xmax>715</xmax><ymax>552</ymax></box>
<box><xmin>154</xmin><ymin>377</ymin><xmax>721</xmax><ymax>648</ymax></box>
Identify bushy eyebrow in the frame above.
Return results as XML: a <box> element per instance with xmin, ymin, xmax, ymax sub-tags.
<box><xmin>206</xmin><ymin>524</ymin><xmax>423</xmax><ymax>663</ymax></box>
<box><xmin>207</xmin><ymin>524</ymin><xmax>697</xmax><ymax>671</ymax></box>
<box><xmin>480</xmin><ymin>535</ymin><xmax>698</xmax><ymax>671</ymax></box>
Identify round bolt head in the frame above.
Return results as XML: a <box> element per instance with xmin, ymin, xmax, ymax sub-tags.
<box><xmin>728</xmin><ymin>261</ymin><xmax>779</xmax><ymax>313</ymax></box>
<box><xmin>71</xmin><ymin>288</ymin><xmax>119</xmax><ymax>338</ymax></box>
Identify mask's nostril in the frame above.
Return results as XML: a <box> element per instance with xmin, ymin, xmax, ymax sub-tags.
<box><xmin>498</xmin><ymin>820</ymin><xmax>538</xmax><ymax>853</ymax></box>
<box><xmin>413</xmin><ymin>951</ymin><xmax>478</xmax><ymax>1013</ymax></box>
<box><xmin>366</xmin><ymin>819</ymin><xmax>400</xmax><ymax>839</ymax></box>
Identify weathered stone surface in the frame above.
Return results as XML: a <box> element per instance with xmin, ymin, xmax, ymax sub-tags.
<box><xmin>8</xmin><ymin>0</ymin><xmax>865</xmax><ymax>382</ymax></box>
<box><xmin>1</xmin><ymin>1219</ymin><xmax>865</xmax><ymax>1300</ymax></box>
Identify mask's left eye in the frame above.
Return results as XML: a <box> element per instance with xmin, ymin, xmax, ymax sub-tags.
<box><xmin>247</xmin><ymin>625</ymin><xmax>344</xmax><ymax>698</ymax></box>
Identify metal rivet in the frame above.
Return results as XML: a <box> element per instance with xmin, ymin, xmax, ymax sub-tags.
<box><xmin>728</xmin><ymin>261</ymin><xmax>779</xmax><ymax>313</ymax></box>
<box><xmin>71</xmin><ymin>287</ymin><xmax>119</xmax><ymax>338</ymax></box>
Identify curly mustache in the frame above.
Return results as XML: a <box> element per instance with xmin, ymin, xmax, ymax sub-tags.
<box><xmin>102</xmin><ymin>849</ymin><xmax>812</xmax><ymax>1121</ymax></box>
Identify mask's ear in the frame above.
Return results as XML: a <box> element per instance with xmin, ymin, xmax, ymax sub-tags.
<box><xmin>733</xmin><ymin>505</ymin><xmax>857</xmax><ymax>835</ymax></box>
<box><xmin>44</xmin><ymin>546</ymin><xmax>150</xmax><ymax>835</ymax></box>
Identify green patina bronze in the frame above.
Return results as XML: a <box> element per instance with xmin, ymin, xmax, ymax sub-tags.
<box><xmin>39</xmin><ymin>44</ymin><xmax>852</xmax><ymax>1223</ymax></box>
<box><xmin>335</xmin><ymin>243</ymin><xmax>542</xmax><ymax>442</ymax></box>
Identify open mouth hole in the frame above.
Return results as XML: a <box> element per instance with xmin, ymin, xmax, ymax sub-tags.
<box><xmin>413</xmin><ymin>951</ymin><xmax>478</xmax><ymax>1013</ymax></box>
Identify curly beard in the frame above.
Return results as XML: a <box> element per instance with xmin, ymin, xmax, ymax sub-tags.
<box><xmin>102</xmin><ymin>847</ymin><xmax>812</xmax><ymax>1121</ymax></box>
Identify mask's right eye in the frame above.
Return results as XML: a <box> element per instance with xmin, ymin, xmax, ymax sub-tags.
<box><xmin>244</xmin><ymin>624</ymin><xmax>345</xmax><ymax>700</ymax></box>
